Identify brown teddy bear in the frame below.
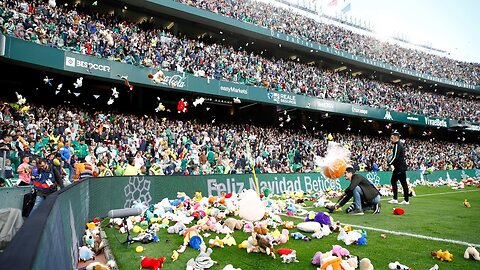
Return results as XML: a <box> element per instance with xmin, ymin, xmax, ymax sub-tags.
<box><xmin>255</xmin><ymin>234</ymin><xmax>276</xmax><ymax>259</ymax></box>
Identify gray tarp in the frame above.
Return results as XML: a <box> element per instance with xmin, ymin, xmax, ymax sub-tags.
<box><xmin>0</xmin><ymin>208</ymin><xmax>24</xmax><ymax>250</ymax></box>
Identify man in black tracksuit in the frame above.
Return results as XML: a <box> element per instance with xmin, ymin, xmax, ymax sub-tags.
<box><xmin>327</xmin><ymin>167</ymin><xmax>381</xmax><ymax>215</ymax></box>
<box><xmin>387</xmin><ymin>131</ymin><xmax>409</xmax><ymax>204</ymax></box>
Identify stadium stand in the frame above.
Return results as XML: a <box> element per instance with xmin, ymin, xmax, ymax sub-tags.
<box><xmin>1</xmin><ymin>102</ymin><xmax>478</xmax><ymax>185</ymax></box>
<box><xmin>0</xmin><ymin>0</ymin><xmax>478</xmax><ymax>124</ymax></box>
<box><xmin>174</xmin><ymin>0</ymin><xmax>480</xmax><ymax>85</ymax></box>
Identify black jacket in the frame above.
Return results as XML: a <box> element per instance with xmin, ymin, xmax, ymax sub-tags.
<box><xmin>387</xmin><ymin>140</ymin><xmax>407</xmax><ymax>171</ymax></box>
<box><xmin>338</xmin><ymin>174</ymin><xmax>380</xmax><ymax>206</ymax></box>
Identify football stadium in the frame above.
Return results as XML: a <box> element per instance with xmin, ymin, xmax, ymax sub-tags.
<box><xmin>0</xmin><ymin>0</ymin><xmax>479</xmax><ymax>269</ymax></box>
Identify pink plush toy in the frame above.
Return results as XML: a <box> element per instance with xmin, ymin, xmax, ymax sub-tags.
<box><xmin>243</xmin><ymin>222</ymin><xmax>254</xmax><ymax>233</ymax></box>
<box><xmin>331</xmin><ymin>245</ymin><xmax>350</xmax><ymax>258</ymax></box>
<box><xmin>278</xmin><ymin>229</ymin><xmax>289</xmax><ymax>244</ymax></box>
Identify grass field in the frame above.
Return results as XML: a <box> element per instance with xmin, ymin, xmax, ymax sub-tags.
<box><xmin>103</xmin><ymin>186</ymin><xmax>480</xmax><ymax>270</ymax></box>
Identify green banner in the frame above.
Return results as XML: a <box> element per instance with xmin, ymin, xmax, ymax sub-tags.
<box><xmin>140</xmin><ymin>0</ymin><xmax>478</xmax><ymax>91</ymax></box>
<box><xmin>0</xmin><ymin>36</ymin><xmax>463</xmax><ymax>129</ymax></box>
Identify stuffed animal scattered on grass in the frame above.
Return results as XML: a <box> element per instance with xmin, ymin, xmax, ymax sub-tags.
<box><xmin>186</xmin><ymin>244</ymin><xmax>217</xmax><ymax>269</ymax></box>
<box><xmin>171</xmin><ymin>250</ymin><xmax>179</xmax><ymax>262</ymax></box>
<box><xmin>140</xmin><ymin>256</ymin><xmax>166</xmax><ymax>270</ymax></box>
<box><xmin>222</xmin><ymin>264</ymin><xmax>241</xmax><ymax>270</ymax></box>
<box><xmin>431</xmin><ymin>249</ymin><xmax>453</xmax><ymax>262</ymax></box>
<box><xmin>393</xmin><ymin>208</ymin><xmax>405</xmax><ymax>215</ymax></box>
<box><xmin>388</xmin><ymin>261</ymin><xmax>411</xmax><ymax>270</ymax></box>
<box><xmin>255</xmin><ymin>233</ymin><xmax>276</xmax><ymax>259</ymax></box>
<box><xmin>224</xmin><ymin>218</ymin><xmax>244</xmax><ymax>231</ymax></box>
<box><xmin>464</xmin><ymin>245</ymin><xmax>480</xmax><ymax>261</ymax></box>
<box><xmin>86</xmin><ymin>260</ymin><xmax>116</xmax><ymax>270</ymax></box>
<box><xmin>359</xmin><ymin>258</ymin><xmax>374</xmax><ymax>270</ymax></box>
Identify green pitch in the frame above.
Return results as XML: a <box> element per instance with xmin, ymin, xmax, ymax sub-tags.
<box><xmin>103</xmin><ymin>186</ymin><xmax>480</xmax><ymax>269</ymax></box>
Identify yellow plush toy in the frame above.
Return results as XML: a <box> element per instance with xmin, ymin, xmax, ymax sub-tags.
<box><xmin>432</xmin><ymin>249</ymin><xmax>453</xmax><ymax>262</ymax></box>
<box><xmin>194</xmin><ymin>191</ymin><xmax>203</xmax><ymax>203</ymax></box>
<box><xmin>171</xmin><ymin>250</ymin><xmax>179</xmax><ymax>262</ymax></box>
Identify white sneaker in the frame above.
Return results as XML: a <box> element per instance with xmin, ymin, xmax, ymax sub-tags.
<box><xmin>399</xmin><ymin>200</ymin><xmax>410</xmax><ymax>205</ymax></box>
<box><xmin>388</xmin><ymin>199</ymin><xmax>398</xmax><ymax>204</ymax></box>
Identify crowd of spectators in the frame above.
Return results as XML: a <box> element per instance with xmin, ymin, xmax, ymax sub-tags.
<box><xmin>176</xmin><ymin>0</ymin><xmax>480</xmax><ymax>85</ymax></box>
<box><xmin>0</xmin><ymin>0</ymin><xmax>479</xmax><ymax>124</ymax></box>
<box><xmin>1</xmin><ymin>102</ymin><xmax>479</xmax><ymax>185</ymax></box>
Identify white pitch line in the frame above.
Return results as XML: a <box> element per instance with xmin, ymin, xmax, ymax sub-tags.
<box><xmin>303</xmin><ymin>189</ymin><xmax>478</xmax><ymax>209</ymax></box>
<box><xmin>280</xmin><ymin>213</ymin><xmax>480</xmax><ymax>248</ymax></box>
<box><xmin>380</xmin><ymin>189</ymin><xmax>478</xmax><ymax>201</ymax></box>
<box><xmin>343</xmin><ymin>224</ymin><xmax>480</xmax><ymax>248</ymax></box>
<box><xmin>298</xmin><ymin>189</ymin><xmax>479</xmax><ymax>246</ymax></box>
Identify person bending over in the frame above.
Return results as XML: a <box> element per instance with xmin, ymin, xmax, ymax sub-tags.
<box><xmin>327</xmin><ymin>166</ymin><xmax>381</xmax><ymax>215</ymax></box>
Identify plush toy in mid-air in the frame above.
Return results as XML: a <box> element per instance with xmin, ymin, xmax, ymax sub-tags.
<box><xmin>177</xmin><ymin>98</ymin><xmax>188</xmax><ymax>113</ymax></box>
<box><xmin>117</xmin><ymin>74</ymin><xmax>133</xmax><ymax>90</ymax></box>
<box><xmin>74</xmin><ymin>77</ymin><xmax>83</xmax><ymax>88</ymax></box>
<box><xmin>111</xmin><ymin>87</ymin><xmax>119</xmax><ymax>98</ymax></box>
<box><xmin>148</xmin><ymin>70</ymin><xmax>165</xmax><ymax>84</ymax></box>
<box><xmin>193</xmin><ymin>97</ymin><xmax>205</xmax><ymax>107</ymax></box>
<box><xmin>15</xmin><ymin>92</ymin><xmax>26</xmax><ymax>105</ymax></box>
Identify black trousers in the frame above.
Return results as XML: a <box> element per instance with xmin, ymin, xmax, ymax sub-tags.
<box><xmin>391</xmin><ymin>170</ymin><xmax>409</xmax><ymax>201</ymax></box>
<box><xmin>18</xmin><ymin>181</ymin><xmax>30</xmax><ymax>186</ymax></box>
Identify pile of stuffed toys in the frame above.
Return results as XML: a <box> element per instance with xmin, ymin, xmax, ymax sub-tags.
<box><xmin>79</xmin><ymin>187</ymin><xmax>480</xmax><ymax>270</ymax></box>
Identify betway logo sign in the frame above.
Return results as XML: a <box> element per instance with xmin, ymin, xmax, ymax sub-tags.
<box><xmin>425</xmin><ymin>117</ymin><xmax>447</xmax><ymax>127</ymax></box>
<box><xmin>65</xmin><ymin>56</ymin><xmax>111</xmax><ymax>72</ymax></box>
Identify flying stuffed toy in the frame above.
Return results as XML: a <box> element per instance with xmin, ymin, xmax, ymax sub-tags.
<box><xmin>148</xmin><ymin>70</ymin><xmax>165</xmax><ymax>84</ymax></box>
<box><xmin>177</xmin><ymin>98</ymin><xmax>188</xmax><ymax>113</ymax></box>
<box><xmin>117</xmin><ymin>74</ymin><xmax>133</xmax><ymax>91</ymax></box>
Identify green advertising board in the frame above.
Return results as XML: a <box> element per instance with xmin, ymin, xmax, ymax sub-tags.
<box><xmin>0</xmin><ymin>36</ymin><xmax>463</xmax><ymax>129</ymax></box>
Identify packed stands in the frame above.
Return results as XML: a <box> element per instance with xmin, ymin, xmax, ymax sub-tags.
<box><xmin>0</xmin><ymin>1</ymin><xmax>478</xmax><ymax>124</ymax></box>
